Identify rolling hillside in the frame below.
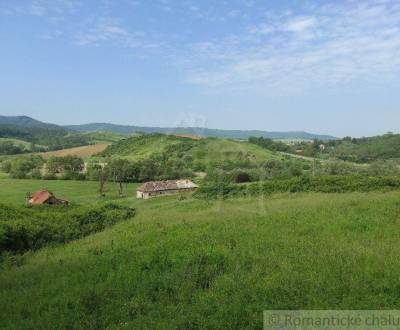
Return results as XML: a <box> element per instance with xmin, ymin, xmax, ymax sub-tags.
<box><xmin>101</xmin><ymin>133</ymin><xmax>280</xmax><ymax>164</ymax></box>
<box><xmin>75</xmin><ymin>131</ymin><xmax>127</xmax><ymax>144</ymax></box>
<box><xmin>37</xmin><ymin>144</ymin><xmax>110</xmax><ymax>159</ymax></box>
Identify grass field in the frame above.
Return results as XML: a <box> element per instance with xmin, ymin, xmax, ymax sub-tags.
<box><xmin>75</xmin><ymin>131</ymin><xmax>127</xmax><ymax>144</ymax></box>
<box><xmin>0</xmin><ymin>178</ymin><xmax>138</xmax><ymax>205</ymax></box>
<box><xmin>1</xmin><ymin>177</ymin><xmax>400</xmax><ymax>329</ymax></box>
<box><xmin>37</xmin><ymin>143</ymin><xmax>110</xmax><ymax>159</ymax></box>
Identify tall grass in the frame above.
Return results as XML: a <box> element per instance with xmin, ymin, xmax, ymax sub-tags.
<box><xmin>1</xmin><ymin>192</ymin><xmax>400</xmax><ymax>329</ymax></box>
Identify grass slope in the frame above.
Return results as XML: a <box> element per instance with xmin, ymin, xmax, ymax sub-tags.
<box><xmin>0</xmin><ymin>137</ymin><xmax>33</xmax><ymax>149</ymax></box>
<box><xmin>102</xmin><ymin>134</ymin><xmax>280</xmax><ymax>164</ymax></box>
<box><xmin>37</xmin><ymin>143</ymin><xmax>110</xmax><ymax>159</ymax></box>
<box><xmin>74</xmin><ymin>131</ymin><xmax>128</xmax><ymax>144</ymax></box>
<box><xmin>1</xmin><ymin>183</ymin><xmax>400</xmax><ymax>328</ymax></box>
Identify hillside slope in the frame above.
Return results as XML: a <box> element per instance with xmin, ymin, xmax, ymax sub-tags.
<box><xmin>1</xmin><ymin>192</ymin><xmax>400</xmax><ymax>328</ymax></box>
<box><xmin>101</xmin><ymin>133</ymin><xmax>280</xmax><ymax>164</ymax></box>
<box><xmin>37</xmin><ymin>143</ymin><xmax>110</xmax><ymax>159</ymax></box>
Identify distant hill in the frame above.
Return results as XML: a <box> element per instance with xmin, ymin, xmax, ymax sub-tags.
<box><xmin>65</xmin><ymin>123</ymin><xmax>336</xmax><ymax>141</ymax></box>
<box><xmin>0</xmin><ymin>116</ymin><xmax>91</xmax><ymax>152</ymax></box>
<box><xmin>0</xmin><ymin>116</ymin><xmax>336</xmax><ymax>141</ymax></box>
<box><xmin>0</xmin><ymin>115</ymin><xmax>62</xmax><ymax>130</ymax></box>
<box><xmin>0</xmin><ymin>116</ymin><xmax>128</xmax><ymax>153</ymax></box>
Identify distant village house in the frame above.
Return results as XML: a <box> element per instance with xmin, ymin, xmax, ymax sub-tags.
<box><xmin>27</xmin><ymin>189</ymin><xmax>69</xmax><ymax>205</ymax></box>
<box><xmin>136</xmin><ymin>180</ymin><xmax>198</xmax><ymax>199</ymax></box>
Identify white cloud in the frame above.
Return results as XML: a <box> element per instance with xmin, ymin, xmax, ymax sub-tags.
<box><xmin>186</xmin><ymin>0</ymin><xmax>400</xmax><ymax>95</ymax></box>
<box><xmin>282</xmin><ymin>16</ymin><xmax>317</xmax><ymax>33</ymax></box>
<box><xmin>73</xmin><ymin>17</ymin><xmax>162</xmax><ymax>50</ymax></box>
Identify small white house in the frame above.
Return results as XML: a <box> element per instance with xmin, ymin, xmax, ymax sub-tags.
<box><xmin>136</xmin><ymin>179</ymin><xmax>198</xmax><ymax>199</ymax></box>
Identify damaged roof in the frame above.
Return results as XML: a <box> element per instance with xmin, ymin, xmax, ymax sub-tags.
<box><xmin>137</xmin><ymin>180</ymin><xmax>198</xmax><ymax>193</ymax></box>
<box><xmin>29</xmin><ymin>189</ymin><xmax>54</xmax><ymax>204</ymax></box>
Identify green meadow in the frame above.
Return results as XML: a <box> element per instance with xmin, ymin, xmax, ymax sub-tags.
<box><xmin>0</xmin><ymin>178</ymin><xmax>139</xmax><ymax>205</ymax></box>
<box><xmin>1</xmin><ymin>177</ymin><xmax>400</xmax><ymax>329</ymax></box>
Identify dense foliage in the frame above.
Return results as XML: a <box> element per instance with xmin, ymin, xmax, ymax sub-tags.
<box><xmin>195</xmin><ymin>175</ymin><xmax>400</xmax><ymax>199</ymax></box>
<box><xmin>0</xmin><ymin>203</ymin><xmax>134</xmax><ymax>255</ymax></box>
<box><xmin>46</xmin><ymin>156</ymin><xmax>85</xmax><ymax>180</ymax></box>
<box><xmin>1</xmin><ymin>156</ymin><xmax>45</xmax><ymax>179</ymax></box>
<box><xmin>0</xmin><ymin>141</ymin><xmax>27</xmax><ymax>155</ymax></box>
<box><xmin>321</xmin><ymin>133</ymin><xmax>400</xmax><ymax>162</ymax></box>
<box><xmin>264</xmin><ymin>133</ymin><xmax>400</xmax><ymax>163</ymax></box>
<box><xmin>248</xmin><ymin>136</ymin><xmax>291</xmax><ymax>152</ymax></box>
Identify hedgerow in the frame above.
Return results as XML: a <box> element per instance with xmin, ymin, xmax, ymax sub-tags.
<box><xmin>194</xmin><ymin>175</ymin><xmax>400</xmax><ymax>199</ymax></box>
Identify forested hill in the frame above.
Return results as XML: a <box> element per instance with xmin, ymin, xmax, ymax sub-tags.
<box><xmin>65</xmin><ymin>123</ymin><xmax>336</xmax><ymax>141</ymax></box>
<box><xmin>0</xmin><ymin>124</ymin><xmax>90</xmax><ymax>151</ymax></box>
<box><xmin>0</xmin><ymin>115</ymin><xmax>61</xmax><ymax>130</ymax></box>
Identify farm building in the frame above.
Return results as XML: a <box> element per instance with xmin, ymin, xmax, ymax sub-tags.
<box><xmin>136</xmin><ymin>180</ymin><xmax>198</xmax><ymax>199</ymax></box>
<box><xmin>28</xmin><ymin>189</ymin><xmax>69</xmax><ymax>205</ymax></box>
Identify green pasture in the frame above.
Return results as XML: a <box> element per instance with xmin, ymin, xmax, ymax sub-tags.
<box><xmin>0</xmin><ymin>177</ymin><xmax>139</xmax><ymax>205</ymax></box>
<box><xmin>1</xmin><ymin>180</ymin><xmax>400</xmax><ymax>329</ymax></box>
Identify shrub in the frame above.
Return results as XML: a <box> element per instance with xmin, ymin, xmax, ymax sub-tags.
<box><xmin>0</xmin><ymin>160</ymin><xmax>12</xmax><ymax>173</ymax></box>
<box><xmin>235</xmin><ymin>171</ymin><xmax>251</xmax><ymax>183</ymax></box>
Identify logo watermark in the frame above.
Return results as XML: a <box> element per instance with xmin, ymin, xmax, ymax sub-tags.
<box><xmin>263</xmin><ymin>310</ymin><xmax>400</xmax><ymax>329</ymax></box>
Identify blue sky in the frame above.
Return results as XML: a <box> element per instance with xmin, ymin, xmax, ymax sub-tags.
<box><xmin>1</xmin><ymin>0</ymin><xmax>400</xmax><ymax>137</ymax></box>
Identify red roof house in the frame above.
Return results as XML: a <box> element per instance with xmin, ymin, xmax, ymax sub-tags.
<box><xmin>28</xmin><ymin>189</ymin><xmax>69</xmax><ymax>205</ymax></box>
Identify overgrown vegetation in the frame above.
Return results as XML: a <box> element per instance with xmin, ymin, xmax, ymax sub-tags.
<box><xmin>0</xmin><ymin>203</ymin><xmax>134</xmax><ymax>255</ymax></box>
<box><xmin>248</xmin><ymin>136</ymin><xmax>291</xmax><ymax>152</ymax></box>
<box><xmin>321</xmin><ymin>133</ymin><xmax>400</xmax><ymax>162</ymax></box>
<box><xmin>195</xmin><ymin>175</ymin><xmax>400</xmax><ymax>199</ymax></box>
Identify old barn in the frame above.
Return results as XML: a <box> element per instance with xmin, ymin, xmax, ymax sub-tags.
<box><xmin>136</xmin><ymin>180</ymin><xmax>198</xmax><ymax>199</ymax></box>
<box><xmin>28</xmin><ymin>189</ymin><xmax>69</xmax><ymax>205</ymax></box>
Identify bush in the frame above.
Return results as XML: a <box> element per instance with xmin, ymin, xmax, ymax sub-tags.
<box><xmin>0</xmin><ymin>160</ymin><xmax>12</xmax><ymax>173</ymax></box>
<box><xmin>30</xmin><ymin>168</ymin><xmax>42</xmax><ymax>180</ymax></box>
<box><xmin>234</xmin><ymin>171</ymin><xmax>251</xmax><ymax>183</ymax></box>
